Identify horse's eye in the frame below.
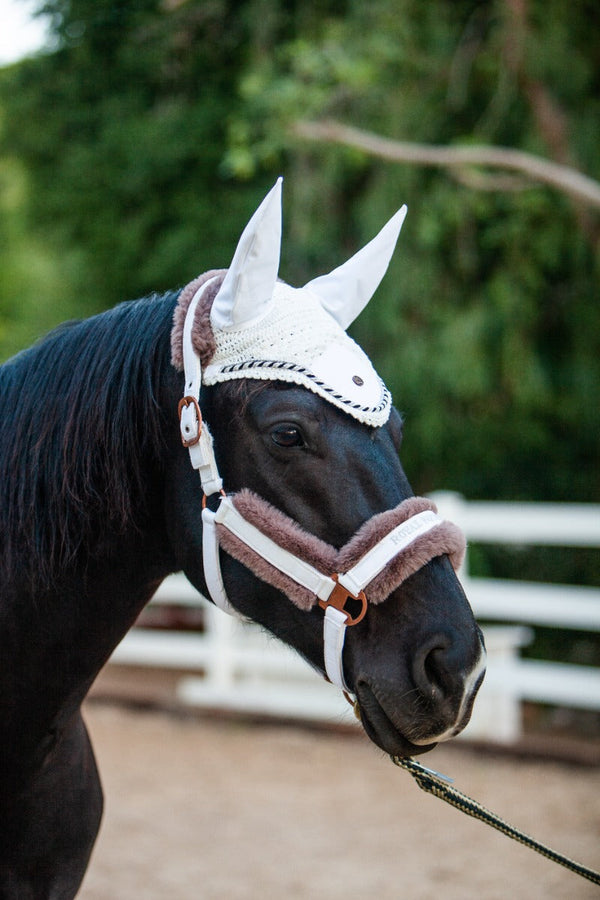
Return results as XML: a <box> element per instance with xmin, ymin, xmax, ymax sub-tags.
<box><xmin>271</xmin><ymin>424</ymin><xmax>304</xmax><ymax>448</ymax></box>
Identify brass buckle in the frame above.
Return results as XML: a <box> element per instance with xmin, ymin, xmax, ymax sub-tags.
<box><xmin>318</xmin><ymin>574</ymin><xmax>367</xmax><ymax>626</ymax></box>
<box><xmin>178</xmin><ymin>396</ymin><xmax>202</xmax><ymax>448</ymax></box>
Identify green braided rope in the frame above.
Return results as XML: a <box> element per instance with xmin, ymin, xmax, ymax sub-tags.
<box><xmin>392</xmin><ymin>756</ymin><xmax>600</xmax><ymax>887</ymax></box>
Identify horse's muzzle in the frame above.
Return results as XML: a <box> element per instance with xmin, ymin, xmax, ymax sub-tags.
<box><xmin>354</xmin><ymin>630</ymin><xmax>487</xmax><ymax>756</ymax></box>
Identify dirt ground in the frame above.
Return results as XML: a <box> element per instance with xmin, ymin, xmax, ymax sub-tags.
<box><xmin>78</xmin><ymin>701</ymin><xmax>600</xmax><ymax>900</ymax></box>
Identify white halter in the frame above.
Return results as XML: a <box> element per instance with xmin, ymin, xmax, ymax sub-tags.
<box><xmin>176</xmin><ymin>181</ymin><xmax>464</xmax><ymax>694</ymax></box>
<box><xmin>179</xmin><ymin>296</ymin><xmax>454</xmax><ymax>690</ymax></box>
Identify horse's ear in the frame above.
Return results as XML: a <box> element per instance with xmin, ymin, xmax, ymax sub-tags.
<box><xmin>210</xmin><ymin>178</ymin><xmax>283</xmax><ymax>330</ymax></box>
<box><xmin>304</xmin><ymin>205</ymin><xmax>407</xmax><ymax>330</ymax></box>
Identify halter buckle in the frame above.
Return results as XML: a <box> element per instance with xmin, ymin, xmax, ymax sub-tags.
<box><xmin>319</xmin><ymin>575</ymin><xmax>367</xmax><ymax>626</ymax></box>
<box><xmin>178</xmin><ymin>396</ymin><xmax>202</xmax><ymax>447</ymax></box>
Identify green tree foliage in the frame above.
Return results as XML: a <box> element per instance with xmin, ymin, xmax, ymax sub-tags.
<box><xmin>226</xmin><ymin>0</ymin><xmax>600</xmax><ymax>503</ymax></box>
<box><xmin>0</xmin><ymin>0</ymin><xmax>598</xmax><ymax>509</ymax></box>
<box><xmin>0</xmin><ymin>0</ymin><xmax>279</xmax><ymax>340</ymax></box>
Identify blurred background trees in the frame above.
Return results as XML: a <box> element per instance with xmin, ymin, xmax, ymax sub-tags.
<box><xmin>1</xmin><ymin>0</ymin><xmax>598</xmax><ymax>511</ymax></box>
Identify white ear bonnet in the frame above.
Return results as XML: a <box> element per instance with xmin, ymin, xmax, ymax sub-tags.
<box><xmin>173</xmin><ymin>178</ymin><xmax>406</xmax><ymax>427</ymax></box>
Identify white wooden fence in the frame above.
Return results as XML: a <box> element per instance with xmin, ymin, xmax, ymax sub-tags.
<box><xmin>110</xmin><ymin>495</ymin><xmax>600</xmax><ymax>743</ymax></box>
<box><xmin>431</xmin><ymin>492</ymin><xmax>600</xmax><ymax>741</ymax></box>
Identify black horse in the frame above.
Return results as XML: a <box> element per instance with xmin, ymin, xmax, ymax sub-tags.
<box><xmin>0</xmin><ymin>187</ymin><xmax>484</xmax><ymax>898</ymax></box>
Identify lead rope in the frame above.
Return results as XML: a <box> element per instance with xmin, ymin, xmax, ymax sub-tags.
<box><xmin>390</xmin><ymin>755</ymin><xmax>600</xmax><ymax>886</ymax></box>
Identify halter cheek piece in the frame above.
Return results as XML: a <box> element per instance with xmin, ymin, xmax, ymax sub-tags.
<box><xmin>178</xmin><ymin>280</ymin><xmax>466</xmax><ymax>695</ymax></box>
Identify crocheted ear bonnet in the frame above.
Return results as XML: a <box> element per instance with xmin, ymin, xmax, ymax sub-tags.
<box><xmin>171</xmin><ymin>179</ymin><xmax>407</xmax><ymax>428</ymax></box>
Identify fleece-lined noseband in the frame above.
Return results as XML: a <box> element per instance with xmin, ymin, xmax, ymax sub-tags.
<box><xmin>174</xmin><ymin>273</ymin><xmax>466</xmax><ymax>695</ymax></box>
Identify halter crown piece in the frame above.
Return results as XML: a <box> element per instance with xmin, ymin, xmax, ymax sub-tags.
<box><xmin>172</xmin><ymin>179</ymin><xmax>466</xmax><ymax>694</ymax></box>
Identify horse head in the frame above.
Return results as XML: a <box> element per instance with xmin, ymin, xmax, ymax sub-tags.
<box><xmin>168</xmin><ymin>179</ymin><xmax>485</xmax><ymax>757</ymax></box>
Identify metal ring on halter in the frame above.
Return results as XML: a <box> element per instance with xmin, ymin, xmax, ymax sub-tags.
<box><xmin>318</xmin><ymin>574</ymin><xmax>367</xmax><ymax>625</ymax></box>
<box><xmin>202</xmin><ymin>489</ymin><xmax>226</xmax><ymax>510</ymax></box>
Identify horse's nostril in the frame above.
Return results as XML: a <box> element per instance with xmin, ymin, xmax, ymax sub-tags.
<box><xmin>424</xmin><ymin>647</ymin><xmax>448</xmax><ymax>698</ymax></box>
<box><xmin>413</xmin><ymin>635</ymin><xmax>454</xmax><ymax>702</ymax></box>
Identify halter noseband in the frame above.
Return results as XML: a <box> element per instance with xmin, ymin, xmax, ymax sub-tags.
<box><xmin>178</xmin><ymin>280</ymin><xmax>465</xmax><ymax>695</ymax></box>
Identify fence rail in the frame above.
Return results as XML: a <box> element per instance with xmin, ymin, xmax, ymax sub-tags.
<box><xmin>431</xmin><ymin>492</ymin><xmax>600</xmax><ymax>739</ymax></box>
<box><xmin>109</xmin><ymin>495</ymin><xmax>600</xmax><ymax>743</ymax></box>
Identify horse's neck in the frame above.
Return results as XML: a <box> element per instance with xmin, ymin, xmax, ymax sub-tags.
<box><xmin>0</xmin><ymin>295</ymin><xmax>185</xmax><ymax>774</ymax></box>
<box><xmin>2</xmin><ymin>478</ymin><xmax>176</xmax><ymax>770</ymax></box>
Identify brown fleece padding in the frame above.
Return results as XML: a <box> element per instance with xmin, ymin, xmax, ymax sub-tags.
<box><xmin>357</xmin><ymin>520</ymin><xmax>465</xmax><ymax>602</ymax></box>
<box><xmin>171</xmin><ymin>270</ymin><xmax>227</xmax><ymax>371</ymax></box>
<box><xmin>217</xmin><ymin>490</ymin><xmax>337</xmax><ymax>611</ymax></box>
<box><xmin>216</xmin><ymin>491</ymin><xmax>466</xmax><ymax>610</ymax></box>
<box><xmin>338</xmin><ymin>497</ymin><xmax>465</xmax><ymax>603</ymax></box>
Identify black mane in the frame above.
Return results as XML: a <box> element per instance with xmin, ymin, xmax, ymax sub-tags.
<box><xmin>0</xmin><ymin>291</ymin><xmax>179</xmax><ymax>590</ymax></box>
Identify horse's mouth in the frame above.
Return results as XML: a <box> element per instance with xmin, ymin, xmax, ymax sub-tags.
<box><xmin>354</xmin><ymin>683</ymin><xmax>438</xmax><ymax>757</ymax></box>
